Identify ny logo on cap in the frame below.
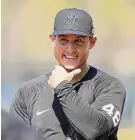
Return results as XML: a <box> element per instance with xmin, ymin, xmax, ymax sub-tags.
<box><xmin>67</xmin><ymin>14</ymin><xmax>78</xmax><ymax>27</ymax></box>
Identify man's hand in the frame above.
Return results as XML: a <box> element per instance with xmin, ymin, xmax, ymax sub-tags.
<box><xmin>48</xmin><ymin>65</ymin><xmax>81</xmax><ymax>89</ymax></box>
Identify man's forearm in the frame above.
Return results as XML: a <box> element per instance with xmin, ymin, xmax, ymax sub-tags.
<box><xmin>54</xmin><ymin>81</ymin><xmax>109</xmax><ymax>139</ymax></box>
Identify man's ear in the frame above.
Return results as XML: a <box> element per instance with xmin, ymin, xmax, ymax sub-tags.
<box><xmin>89</xmin><ymin>37</ymin><xmax>97</xmax><ymax>49</ymax></box>
<box><xmin>49</xmin><ymin>35</ymin><xmax>56</xmax><ymax>42</ymax></box>
<box><xmin>50</xmin><ymin>35</ymin><xmax>56</xmax><ymax>47</ymax></box>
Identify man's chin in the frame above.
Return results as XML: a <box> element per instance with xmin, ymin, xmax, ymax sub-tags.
<box><xmin>63</xmin><ymin>65</ymin><xmax>77</xmax><ymax>72</ymax></box>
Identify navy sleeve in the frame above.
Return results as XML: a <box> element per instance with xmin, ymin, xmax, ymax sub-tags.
<box><xmin>54</xmin><ymin>77</ymin><xmax>126</xmax><ymax>139</ymax></box>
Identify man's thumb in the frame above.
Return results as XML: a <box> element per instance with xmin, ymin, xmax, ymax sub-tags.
<box><xmin>69</xmin><ymin>69</ymin><xmax>81</xmax><ymax>77</ymax></box>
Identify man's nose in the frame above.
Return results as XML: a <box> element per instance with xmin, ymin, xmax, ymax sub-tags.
<box><xmin>66</xmin><ymin>43</ymin><xmax>76</xmax><ymax>52</ymax></box>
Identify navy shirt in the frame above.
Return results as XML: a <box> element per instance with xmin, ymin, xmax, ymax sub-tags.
<box><xmin>10</xmin><ymin>66</ymin><xmax>126</xmax><ymax>140</ymax></box>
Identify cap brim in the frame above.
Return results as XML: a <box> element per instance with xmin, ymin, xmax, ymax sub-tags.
<box><xmin>52</xmin><ymin>29</ymin><xmax>92</xmax><ymax>36</ymax></box>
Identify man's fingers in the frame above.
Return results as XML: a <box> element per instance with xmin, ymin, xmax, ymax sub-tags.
<box><xmin>49</xmin><ymin>66</ymin><xmax>81</xmax><ymax>87</ymax></box>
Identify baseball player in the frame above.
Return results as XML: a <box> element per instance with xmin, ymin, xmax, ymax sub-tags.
<box><xmin>10</xmin><ymin>8</ymin><xmax>126</xmax><ymax>140</ymax></box>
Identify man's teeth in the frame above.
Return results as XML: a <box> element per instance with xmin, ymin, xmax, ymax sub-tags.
<box><xmin>65</xmin><ymin>55</ymin><xmax>76</xmax><ymax>59</ymax></box>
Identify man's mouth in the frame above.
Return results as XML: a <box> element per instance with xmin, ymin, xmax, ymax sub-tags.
<box><xmin>63</xmin><ymin>54</ymin><xmax>78</xmax><ymax>59</ymax></box>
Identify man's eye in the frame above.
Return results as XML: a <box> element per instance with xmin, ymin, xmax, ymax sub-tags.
<box><xmin>76</xmin><ymin>39</ymin><xmax>84</xmax><ymax>43</ymax></box>
<box><xmin>60</xmin><ymin>38</ymin><xmax>68</xmax><ymax>42</ymax></box>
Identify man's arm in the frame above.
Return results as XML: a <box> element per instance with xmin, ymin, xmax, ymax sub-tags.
<box><xmin>54</xmin><ymin>78</ymin><xmax>126</xmax><ymax>139</ymax></box>
<box><xmin>10</xmin><ymin>86</ymin><xmax>30</xmax><ymax>125</ymax></box>
<box><xmin>9</xmin><ymin>77</ymin><xmax>67</xmax><ymax>140</ymax></box>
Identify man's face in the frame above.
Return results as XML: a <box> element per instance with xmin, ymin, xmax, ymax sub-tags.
<box><xmin>50</xmin><ymin>34</ymin><xmax>96</xmax><ymax>71</ymax></box>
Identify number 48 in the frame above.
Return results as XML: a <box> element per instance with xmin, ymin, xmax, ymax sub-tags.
<box><xmin>102</xmin><ymin>104</ymin><xmax>121</xmax><ymax>127</ymax></box>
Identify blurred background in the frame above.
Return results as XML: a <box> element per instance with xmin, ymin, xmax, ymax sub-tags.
<box><xmin>1</xmin><ymin>0</ymin><xmax>135</xmax><ymax>139</ymax></box>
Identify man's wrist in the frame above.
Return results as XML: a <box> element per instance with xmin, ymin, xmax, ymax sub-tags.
<box><xmin>54</xmin><ymin>80</ymin><xmax>71</xmax><ymax>91</ymax></box>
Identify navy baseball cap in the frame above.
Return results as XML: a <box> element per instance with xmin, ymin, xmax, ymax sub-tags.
<box><xmin>52</xmin><ymin>8</ymin><xmax>94</xmax><ymax>37</ymax></box>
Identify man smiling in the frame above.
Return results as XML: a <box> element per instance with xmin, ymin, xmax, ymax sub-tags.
<box><xmin>10</xmin><ymin>8</ymin><xmax>126</xmax><ymax>140</ymax></box>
